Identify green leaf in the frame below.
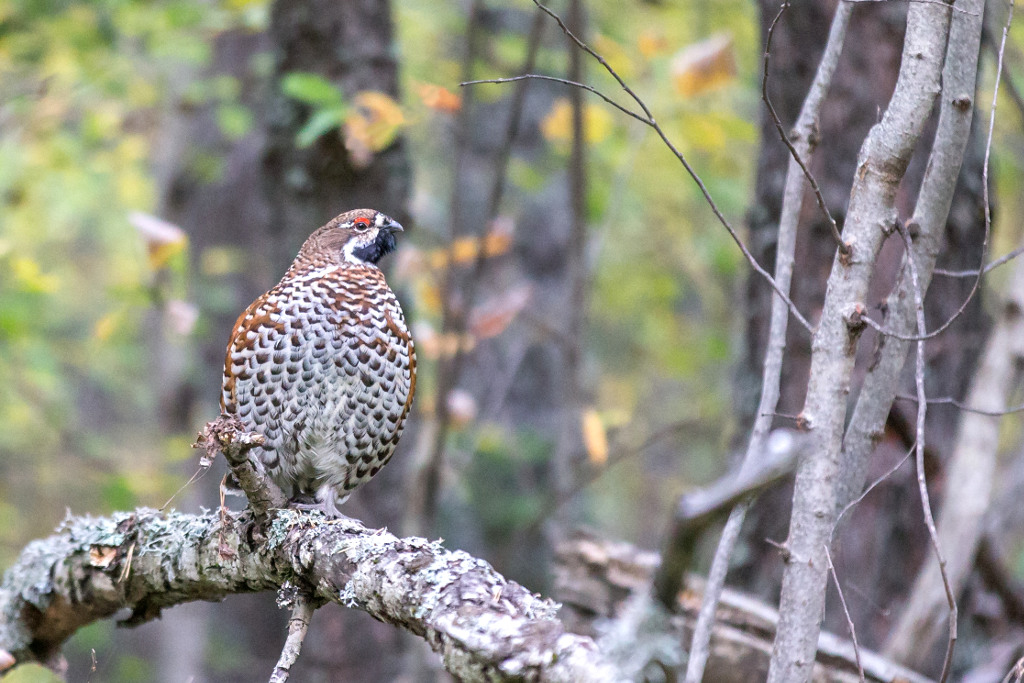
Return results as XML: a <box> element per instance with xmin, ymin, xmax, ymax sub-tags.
<box><xmin>216</xmin><ymin>103</ymin><xmax>253</xmax><ymax>141</ymax></box>
<box><xmin>281</xmin><ymin>72</ymin><xmax>344</xmax><ymax>108</ymax></box>
<box><xmin>295</xmin><ymin>107</ymin><xmax>345</xmax><ymax>148</ymax></box>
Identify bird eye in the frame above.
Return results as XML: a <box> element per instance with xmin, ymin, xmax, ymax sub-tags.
<box><xmin>353</xmin><ymin>220</ymin><xmax>371</xmax><ymax>232</ymax></box>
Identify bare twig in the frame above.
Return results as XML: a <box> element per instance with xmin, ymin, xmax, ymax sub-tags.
<box><xmin>834</xmin><ymin>446</ymin><xmax>914</xmax><ymax>532</ymax></box>
<box><xmin>934</xmin><ymin>243</ymin><xmax>1024</xmax><ymax>277</ymax></box>
<box><xmin>895</xmin><ymin>393</ymin><xmax>1024</xmax><ymax>416</ymax></box>
<box><xmin>762</xmin><ymin>2</ymin><xmax>847</xmax><ymax>254</ymax></box>
<box><xmin>681</xmin><ymin>4</ymin><xmax>854</xmax><ymax>680</ymax></box>
<box><xmin>463</xmin><ymin>0</ymin><xmax>814</xmax><ymax>333</ymax></box>
<box><xmin>1001</xmin><ymin>656</ymin><xmax>1024</xmax><ymax>683</ymax></box>
<box><xmin>824</xmin><ymin>546</ymin><xmax>865</xmax><ymax>683</ymax></box>
<box><xmin>269</xmin><ymin>594</ymin><xmax>317</xmax><ymax>683</ymax></box>
<box><xmin>837</xmin><ymin>0</ymin><xmax>984</xmax><ymax>519</ymax></box>
<box><xmin>886</xmin><ymin>229</ymin><xmax>1024</xmax><ymax>667</ymax></box>
<box><xmin>898</xmin><ymin>220</ymin><xmax>957</xmax><ymax>683</ymax></box>
<box><xmin>462</xmin><ymin>76</ymin><xmax>647</xmax><ymax>122</ymax></box>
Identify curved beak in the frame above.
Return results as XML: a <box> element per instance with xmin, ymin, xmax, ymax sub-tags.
<box><xmin>385</xmin><ymin>218</ymin><xmax>404</xmax><ymax>233</ymax></box>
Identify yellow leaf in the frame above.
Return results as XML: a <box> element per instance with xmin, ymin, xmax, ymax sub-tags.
<box><xmin>12</xmin><ymin>257</ymin><xmax>58</xmax><ymax>294</ymax></box>
<box><xmin>581</xmin><ymin>409</ymin><xmax>609</xmax><ymax>466</ymax></box>
<box><xmin>415</xmin><ymin>82</ymin><xmax>462</xmax><ymax>113</ymax></box>
<box><xmin>417</xmin><ymin>280</ymin><xmax>443</xmax><ymax>315</ymax></box>
<box><xmin>93</xmin><ymin>312</ymin><xmax>120</xmax><ymax>342</ymax></box>
<box><xmin>129</xmin><ymin>211</ymin><xmax>188</xmax><ymax>270</ymax></box>
<box><xmin>593</xmin><ymin>34</ymin><xmax>634</xmax><ymax>79</ymax></box>
<box><xmin>540</xmin><ymin>99</ymin><xmax>614</xmax><ymax>145</ymax></box>
<box><xmin>671</xmin><ymin>34</ymin><xmax>736</xmax><ymax>97</ymax></box>
<box><xmin>344</xmin><ymin>91</ymin><xmax>405</xmax><ymax>168</ymax></box>
<box><xmin>425</xmin><ymin>222</ymin><xmax>515</xmax><ymax>270</ymax></box>
<box><xmin>637</xmin><ymin>30</ymin><xmax>669</xmax><ymax>58</ymax></box>
<box><xmin>449</xmin><ymin>236</ymin><xmax>480</xmax><ymax>265</ymax></box>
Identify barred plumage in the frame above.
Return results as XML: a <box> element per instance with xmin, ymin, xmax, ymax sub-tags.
<box><xmin>221</xmin><ymin>209</ymin><xmax>416</xmax><ymax>514</ymax></box>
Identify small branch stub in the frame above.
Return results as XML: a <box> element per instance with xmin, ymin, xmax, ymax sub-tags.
<box><xmin>193</xmin><ymin>415</ymin><xmax>287</xmax><ymax>522</ymax></box>
<box><xmin>952</xmin><ymin>94</ymin><xmax>972</xmax><ymax>111</ymax></box>
<box><xmin>838</xmin><ymin>240</ymin><xmax>854</xmax><ymax>265</ymax></box>
<box><xmin>844</xmin><ymin>303</ymin><xmax>867</xmax><ymax>335</ymax></box>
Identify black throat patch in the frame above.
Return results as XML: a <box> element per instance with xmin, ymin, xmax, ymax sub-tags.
<box><xmin>352</xmin><ymin>230</ymin><xmax>397</xmax><ymax>264</ymax></box>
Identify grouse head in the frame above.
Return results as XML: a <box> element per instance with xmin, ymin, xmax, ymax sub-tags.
<box><xmin>302</xmin><ymin>208</ymin><xmax>404</xmax><ymax>266</ymax></box>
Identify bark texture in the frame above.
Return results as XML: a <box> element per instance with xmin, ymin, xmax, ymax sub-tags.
<box><xmin>768</xmin><ymin>4</ymin><xmax>953</xmax><ymax>679</ymax></box>
<box><xmin>264</xmin><ymin>0</ymin><xmax>411</xmax><ymax>266</ymax></box>
<box><xmin>0</xmin><ymin>509</ymin><xmax>615</xmax><ymax>682</ymax></box>
<box><xmin>737</xmin><ymin>0</ymin><xmax>987</xmax><ymax>657</ymax></box>
<box><xmin>553</xmin><ymin>530</ymin><xmax>934</xmax><ymax>683</ymax></box>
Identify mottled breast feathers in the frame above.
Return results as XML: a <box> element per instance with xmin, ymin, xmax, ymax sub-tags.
<box><xmin>220</xmin><ymin>209</ymin><xmax>415</xmax><ymax>514</ymax></box>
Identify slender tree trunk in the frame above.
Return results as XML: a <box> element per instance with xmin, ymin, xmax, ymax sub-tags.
<box><xmin>737</xmin><ymin>0</ymin><xmax>987</xmax><ymax>658</ymax></box>
<box><xmin>154</xmin><ymin>1</ymin><xmax>413</xmax><ymax>679</ymax></box>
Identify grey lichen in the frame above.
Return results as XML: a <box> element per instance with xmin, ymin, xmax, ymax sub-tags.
<box><xmin>2</xmin><ymin>507</ymin><xmax>618</xmax><ymax>681</ymax></box>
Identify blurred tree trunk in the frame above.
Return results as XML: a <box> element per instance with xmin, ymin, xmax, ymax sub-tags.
<box><xmin>147</xmin><ymin>1</ymin><xmax>412</xmax><ymax>680</ymax></box>
<box><xmin>407</xmin><ymin>5</ymin><xmax>591</xmax><ymax>593</ymax></box>
<box><xmin>263</xmin><ymin>0</ymin><xmax>411</xmax><ymax>266</ymax></box>
<box><xmin>734</xmin><ymin>0</ymin><xmax>988</xmax><ymax>658</ymax></box>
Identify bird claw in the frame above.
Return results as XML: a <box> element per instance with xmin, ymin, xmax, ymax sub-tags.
<box><xmin>288</xmin><ymin>498</ymin><xmax>349</xmax><ymax>521</ymax></box>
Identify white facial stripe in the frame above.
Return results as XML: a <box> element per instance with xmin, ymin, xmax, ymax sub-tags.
<box><xmin>342</xmin><ymin>231</ymin><xmax>379</xmax><ymax>264</ymax></box>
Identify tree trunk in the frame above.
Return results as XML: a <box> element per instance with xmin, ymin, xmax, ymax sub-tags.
<box><xmin>735</xmin><ymin>0</ymin><xmax>988</xmax><ymax>658</ymax></box>
<box><xmin>151</xmin><ymin>1</ymin><xmax>413</xmax><ymax>680</ymax></box>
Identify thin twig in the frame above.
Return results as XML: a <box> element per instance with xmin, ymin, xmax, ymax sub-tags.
<box><xmin>269</xmin><ymin>594</ymin><xmax>317</xmax><ymax>683</ymax></box>
<box><xmin>763</xmin><ymin>2</ymin><xmax>847</xmax><ymax>253</ymax></box>
<box><xmin>682</xmin><ymin>3</ymin><xmax>853</xmax><ymax>680</ymax></box>
<box><xmin>934</xmin><ymin>243</ymin><xmax>1024</xmax><ymax>277</ymax></box>
<box><xmin>895</xmin><ymin>393</ymin><xmax>1024</xmax><ymax>416</ymax></box>
<box><xmin>834</xmin><ymin>446</ymin><xmax>914</xmax><ymax>532</ymax></box>
<box><xmin>898</xmin><ymin>220</ymin><xmax>957</xmax><ymax>683</ymax></box>
<box><xmin>462</xmin><ymin>76</ymin><xmax>648</xmax><ymax>123</ymax></box>
<box><xmin>824</xmin><ymin>545</ymin><xmax>865</xmax><ymax>683</ymax></box>
<box><xmin>862</xmin><ymin>0</ymin><xmax>1012</xmax><ymax>344</ymax></box>
<box><xmin>462</xmin><ymin>0</ymin><xmax>815</xmax><ymax>333</ymax></box>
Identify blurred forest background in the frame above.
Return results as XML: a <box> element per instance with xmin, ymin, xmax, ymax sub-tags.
<box><xmin>4</xmin><ymin>0</ymin><xmax>1024</xmax><ymax>680</ymax></box>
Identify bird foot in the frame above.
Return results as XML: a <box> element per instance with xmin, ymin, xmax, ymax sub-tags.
<box><xmin>288</xmin><ymin>498</ymin><xmax>350</xmax><ymax>521</ymax></box>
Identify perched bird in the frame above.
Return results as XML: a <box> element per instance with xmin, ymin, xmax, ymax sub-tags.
<box><xmin>221</xmin><ymin>208</ymin><xmax>416</xmax><ymax>515</ymax></box>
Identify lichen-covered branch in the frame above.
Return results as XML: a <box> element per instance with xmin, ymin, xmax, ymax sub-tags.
<box><xmin>0</xmin><ymin>508</ymin><xmax>616</xmax><ymax>682</ymax></box>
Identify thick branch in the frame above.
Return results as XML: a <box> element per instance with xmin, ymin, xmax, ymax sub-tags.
<box><xmin>0</xmin><ymin>509</ymin><xmax>616</xmax><ymax>682</ymax></box>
